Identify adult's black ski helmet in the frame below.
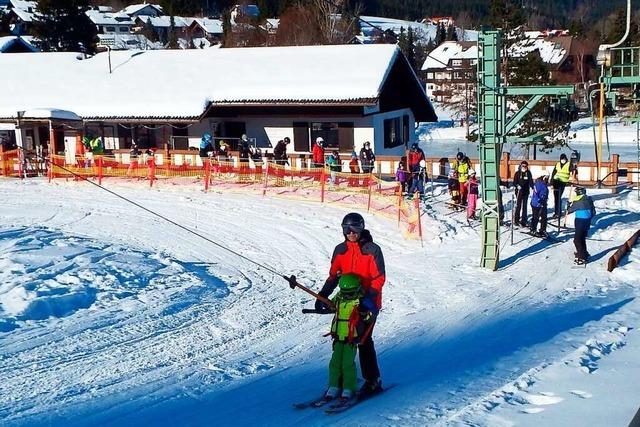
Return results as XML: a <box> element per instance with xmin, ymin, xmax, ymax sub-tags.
<box><xmin>341</xmin><ymin>212</ymin><xmax>365</xmax><ymax>235</ymax></box>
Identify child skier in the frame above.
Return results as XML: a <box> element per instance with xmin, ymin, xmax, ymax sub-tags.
<box><xmin>448</xmin><ymin>167</ymin><xmax>461</xmax><ymax>209</ymax></box>
<box><xmin>326</xmin><ymin>150</ymin><xmax>341</xmax><ymax>185</ymax></box>
<box><xmin>395</xmin><ymin>162</ymin><xmax>407</xmax><ymax>195</ymax></box>
<box><xmin>325</xmin><ymin>274</ymin><xmax>367</xmax><ymax>402</ymax></box>
<box><xmin>348</xmin><ymin>152</ymin><xmax>360</xmax><ymax>187</ymax></box>
<box><xmin>567</xmin><ymin>186</ymin><xmax>596</xmax><ymax>265</ymax></box>
<box><xmin>409</xmin><ymin>159</ymin><xmax>427</xmax><ymax>198</ymax></box>
<box><xmin>465</xmin><ymin>170</ymin><xmax>479</xmax><ymax>220</ymax></box>
<box><xmin>530</xmin><ymin>173</ymin><xmax>549</xmax><ymax>237</ymax></box>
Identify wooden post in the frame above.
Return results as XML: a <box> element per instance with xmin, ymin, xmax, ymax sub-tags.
<box><xmin>263</xmin><ymin>162</ymin><xmax>269</xmax><ymax>196</ymax></box>
<box><xmin>611</xmin><ymin>154</ymin><xmax>620</xmax><ymax>193</ymax></box>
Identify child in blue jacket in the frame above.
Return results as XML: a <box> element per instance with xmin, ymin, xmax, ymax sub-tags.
<box><xmin>530</xmin><ymin>173</ymin><xmax>549</xmax><ymax>237</ymax></box>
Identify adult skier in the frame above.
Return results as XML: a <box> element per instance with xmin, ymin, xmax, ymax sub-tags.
<box><xmin>513</xmin><ymin>160</ymin><xmax>533</xmax><ymax>227</ymax></box>
<box><xmin>359</xmin><ymin>142</ymin><xmax>375</xmax><ymax>174</ymax></box>
<box><xmin>551</xmin><ymin>153</ymin><xmax>574</xmax><ymax>218</ymax></box>
<box><xmin>315</xmin><ymin>213</ymin><xmax>385</xmax><ymax>397</ymax></box>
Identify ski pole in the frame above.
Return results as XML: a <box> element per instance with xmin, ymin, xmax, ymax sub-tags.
<box><xmin>284</xmin><ymin>275</ymin><xmax>334</xmax><ymax>309</ymax></box>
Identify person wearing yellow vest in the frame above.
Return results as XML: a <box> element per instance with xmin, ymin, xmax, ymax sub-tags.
<box><xmin>550</xmin><ymin>153</ymin><xmax>574</xmax><ymax>218</ymax></box>
<box><xmin>456</xmin><ymin>153</ymin><xmax>471</xmax><ymax>206</ymax></box>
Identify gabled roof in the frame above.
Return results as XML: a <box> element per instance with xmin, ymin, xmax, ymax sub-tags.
<box><xmin>86</xmin><ymin>10</ymin><xmax>134</xmax><ymax>26</ymax></box>
<box><xmin>120</xmin><ymin>3</ymin><xmax>163</xmax><ymax>16</ymax></box>
<box><xmin>0</xmin><ymin>35</ymin><xmax>38</xmax><ymax>52</ymax></box>
<box><xmin>509</xmin><ymin>34</ymin><xmax>572</xmax><ymax>67</ymax></box>
<box><xmin>9</xmin><ymin>6</ymin><xmax>33</xmax><ymax>22</ymax></box>
<box><xmin>138</xmin><ymin>15</ymin><xmax>194</xmax><ymax>28</ymax></box>
<box><xmin>0</xmin><ymin>44</ymin><xmax>435</xmax><ymax>122</ymax></box>
<box><xmin>190</xmin><ymin>18</ymin><xmax>223</xmax><ymax>35</ymax></box>
<box><xmin>8</xmin><ymin>0</ymin><xmax>35</xmax><ymax>11</ymax></box>
<box><xmin>421</xmin><ymin>41</ymin><xmax>477</xmax><ymax>70</ymax></box>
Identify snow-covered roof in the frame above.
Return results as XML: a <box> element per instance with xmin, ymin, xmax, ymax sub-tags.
<box><xmin>86</xmin><ymin>10</ymin><xmax>134</xmax><ymax>26</ymax></box>
<box><xmin>8</xmin><ymin>0</ymin><xmax>35</xmax><ymax>11</ymax></box>
<box><xmin>509</xmin><ymin>35</ymin><xmax>571</xmax><ymax>66</ymax></box>
<box><xmin>191</xmin><ymin>18</ymin><xmax>223</xmax><ymax>35</ymax></box>
<box><xmin>359</xmin><ymin>15</ymin><xmax>437</xmax><ymax>41</ymax></box>
<box><xmin>20</xmin><ymin>108</ymin><xmax>81</xmax><ymax>121</ymax></box>
<box><xmin>0</xmin><ymin>44</ymin><xmax>426</xmax><ymax>120</ymax></box>
<box><xmin>120</xmin><ymin>3</ymin><xmax>163</xmax><ymax>16</ymax></box>
<box><xmin>0</xmin><ymin>35</ymin><xmax>38</xmax><ymax>52</ymax></box>
<box><xmin>265</xmin><ymin>18</ymin><xmax>279</xmax><ymax>29</ymax></box>
<box><xmin>10</xmin><ymin>7</ymin><xmax>33</xmax><ymax>22</ymax></box>
<box><xmin>97</xmin><ymin>34</ymin><xmax>160</xmax><ymax>50</ymax></box>
<box><xmin>421</xmin><ymin>41</ymin><xmax>477</xmax><ymax>70</ymax></box>
<box><xmin>138</xmin><ymin>15</ymin><xmax>194</xmax><ymax>28</ymax></box>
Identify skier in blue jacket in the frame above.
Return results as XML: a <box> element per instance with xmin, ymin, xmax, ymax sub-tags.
<box><xmin>567</xmin><ymin>186</ymin><xmax>596</xmax><ymax>264</ymax></box>
<box><xmin>529</xmin><ymin>173</ymin><xmax>549</xmax><ymax>237</ymax></box>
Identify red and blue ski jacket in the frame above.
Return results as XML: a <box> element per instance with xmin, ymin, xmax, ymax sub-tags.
<box><xmin>327</xmin><ymin>230</ymin><xmax>386</xmax><ymax>308</ymax></box>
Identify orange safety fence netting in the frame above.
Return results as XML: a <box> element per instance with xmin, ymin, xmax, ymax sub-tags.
<box><xmin>47</xmin><ymin>155</ymin><xmax>423</xmax><ymax>240</ymax></box>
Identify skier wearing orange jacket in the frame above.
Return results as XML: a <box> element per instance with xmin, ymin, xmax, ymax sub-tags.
<box><xmin>315</xmin><ymin>212</ymin><xmax>386</xmax><ymax>397</ymax></box>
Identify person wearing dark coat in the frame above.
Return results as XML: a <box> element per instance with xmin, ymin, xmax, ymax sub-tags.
<box><xmin>513</xmin><ymin>161</ymin><xmax>534</xmax><ymax>227</ymax></box>
<box><xmin>530</xmin><ymin>173</ymin><xmax>550</xmax><ymax>237</ymax></box>
<box><xmin>359</xmin><ymin>141</ymin><xmax>375</xmax><ymax>174</ymax></box>
<box><xmin>273</xmin><ymin>137</ymin><xmax>290</xmax><ymax>166</ymax></box>
<box><xmin>567</xmin><ymin>187</ymin><xmax>596</xmax><ymax>264</ymax></box>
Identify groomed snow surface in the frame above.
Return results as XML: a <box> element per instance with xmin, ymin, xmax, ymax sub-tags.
<box><xmin>1</xmin><ymin>178</ymin><xmax>640</xmax><ymax>426</ymax></box>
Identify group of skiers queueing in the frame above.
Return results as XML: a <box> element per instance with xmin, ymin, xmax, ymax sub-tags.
<box><xmin>447</xmin><ymin>152</ymin><xmax>479</xmax><ymax>221</ymax></box>
<box><xmin>394</xmin><ymin>142</ymin><xmax>430</xmax><ymax>199</ymax></box>
<box><xmin>506</xmin><ymin>153</ymin><xmax>596</xmax><ymax>264</ymax></box>
<box><xmin>310</xmin><ymin>212</ymin><xmax>385</xmax><ymax>405</ymax></box>
<box><xmin>312</xmin><ymin>137</ymin><xmax>376</xmax><ymax>185</ymax></box>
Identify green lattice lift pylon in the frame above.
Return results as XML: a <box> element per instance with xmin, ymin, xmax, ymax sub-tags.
<box><xmin>477</xmin><ymin>30</ymin><xmax>575</xmax><ymax>270</ymax></box>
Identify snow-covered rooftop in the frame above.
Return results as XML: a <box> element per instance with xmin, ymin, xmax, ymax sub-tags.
<box><xmin>192</xmin><ymin>18</ymin><xmax>223</xmax><ymax>34</ymax></box>
<box><xmin>138</xmin><ymin>15</ymin><xmax>195</xmax><ymax>28</ymax></box>
<box><xmin>86</xmin><ymin>10</ymin><xmax>134</xmax><ymax>26</ymax></box>
<box><xmin>120</xmin><ymin>3</ymin><xmax>163</xmax><ymax>16</ymax></box>
<box><xmin>10</xmin><ymin>6</ymin><xmax>33</xmax><ymax>22</ymax></box>
<box><xmin>8</xmin><ymin>0</ymin><xmax>35</xmax><ymax>11</ymax></box>
<box><xmin>0</xmin><ymin>44</ymin><xmax>405</xmax><ymax>120</ymax></box>
<box><xmin>421</xmin><ymin>41</ymin><xmax>478</xmax><ymax>70</ymax></box>
<box><xmin>0</xmin><ymin>35</ymin><xmax>37</xmax><ymax>52</ymax></box>
<box><xmin>509</xmin><ymin>34</ymin><xmax>571</xmax><ymax>66</ymax></box>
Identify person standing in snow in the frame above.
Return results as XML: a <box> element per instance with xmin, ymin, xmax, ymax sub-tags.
<box><xmin>312</xmin><ymin>137</ymin><xmax>325</xmax><ymax>170</ymax></box>
<box><xmin>316</xmin><ymin>213</ymin><xmax>385</xmax><ymax>397</ymax></box>
<box><xmin>326</xmin><ymin>150</ymin><xmax>341</xmax><ymax>185</ymax></box>
<box><xmin>359</xmin><ymin>141</ymin><xmax>375</xmax><ymax>175</ymax></box>
<box><xmin>273</xmin><ymin>137</ymin><xmax>289</xmax><ymax>167</ymax></box>
<box><xmin>396</xmin><ymin>162</ymin><xmax>407</xmax><ymax>195</ymax></box>
<box><xmin>567</xmin><ymin>186</ymin><xmax>596</xmax><ymax>265</ymax></box>
<box><xmin>513</xmin><ymin>160</ymin><xmax>533</xmax><ymax>227</ymax></box>
<box><xmin>454</xmin><ymin>153</ymin><xmax>470</xmax><ymax>206</ymax></box>
<box><xmin>323</xmin><ymin>274</ymin><xmax>368</xmax><ymax>403</ymax></box>
<box><xmin>407</xmin><ymin>142</ymin><xmax>425</xmax><ymax>190</ymax></box>
<box><xmin>238</xmin><ymin>134</ymin><xmax>251</xmax><ymax>181</ymax></box>
<box><xmin>529</xmin><ymin>173</ymin><xmax>550</xmax><ymax>237</ymax></box>
<box><xmin>465</xmin><ymin>170</ymin><xmax>479</xmax><ymax>220</ymax></box>
<box><xmin>409</xmin><ymin>159</ymin><xmax>427</xmax><ymax>198</ymax></box>
<box><xmin>348</xmin><ymin>152</ymin><xmax>360</xmax><ymax>186</ymax></box>
<box><xmin>127</xmin><ymin>142</ymin><xmax>141</xmax><ymax>176</ymax></box>
<box><xmin>551</xmin><ymin>153</ymin><xmax>574</xmax><ymax>218</ymax></box>
<box><xmin>448</xmin><ymin>168</ymin><xmax>461</xmax><ymax>208</ymax></box>
<box><xmin>199</xmin><ymin>132</ymin><xmax>214</xmax><ymax>159</ymax></box>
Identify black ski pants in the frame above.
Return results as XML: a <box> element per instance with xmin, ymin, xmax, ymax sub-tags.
<box><xmin>515</xmin><ymin>190</ymin><xmax>530</xmax><ymax>225</ymax></box>
<box><xmin>358</xmin><ymin>322</ymin><xmax>380</xmax><ymax>383</ymax></box>
<box><xmin>574</xmin><ymin>218</ymin><xmax>590</xmax><ymax>260</ymax></box>
<box><xmin>530</xmin><ymin>205</ymin><xmax>547</xmax><ymax>233</ymax></box>
<box><xmin>553</xmin><ymin>181</ymin><xmax>566</xmax><ymax>217</ymax></box>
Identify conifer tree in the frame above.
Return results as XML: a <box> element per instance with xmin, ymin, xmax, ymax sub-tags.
<box><xmin>34</xmin><ymin>0</ymin><xmax>97</xmax><ymax>54</ymax></box>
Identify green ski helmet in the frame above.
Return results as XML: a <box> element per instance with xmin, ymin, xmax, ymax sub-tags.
<box><xmin>338</xmin><ymin>274</ymin><xmax>361</xmax><ymax>294</ymax></box>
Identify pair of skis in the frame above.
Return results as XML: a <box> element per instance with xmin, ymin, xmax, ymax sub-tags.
<box><xmin>293</xmin><ymin>385</ymin><xmax>394</xmax><ymax>414</ymax></box>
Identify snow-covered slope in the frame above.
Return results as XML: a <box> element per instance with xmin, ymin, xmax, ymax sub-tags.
<box><xmin>0</xmin><ymin>179</ymin><xmax>639</xmax><ymax>426</ymax></box>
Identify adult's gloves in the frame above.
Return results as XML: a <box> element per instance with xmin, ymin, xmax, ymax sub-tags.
<box><xmin>315</xmin><ymin>277</ymin><xmax>338</xmax><ymax>314</ymax></box>
<box><xmin>360</xmin><ymin>290</ymin><xmax>379</xmax><ymax>316</ymax></box>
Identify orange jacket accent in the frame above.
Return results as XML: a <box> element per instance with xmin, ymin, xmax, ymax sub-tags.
<box><xmin>328</xmin><ymin>232</ymin><xmax>386</xmax><ymax>308</ymax></box>
<box><xmin>349</xmin><ymin>159</ymin><xmax>359</xmax><ymax>173</ymax></box>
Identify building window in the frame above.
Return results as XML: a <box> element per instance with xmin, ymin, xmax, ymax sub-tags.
<box><xmin>384</xmin><ymin>115</ymin><xmax>409</xmax><ymax>149</ymax></box>
<box><xmin>427</xmin><ymin>84</ymin><xmax>434</xmax><ymax>89</ymax></box>
<box><xmin>119</xmin><ymin>27</ymin><xmax>129</xmax><ymax>32</ymax></box>
<box><xmin>427</xmin><ymin>72</ymin><xmax>434</xmax><ymax>79</ymax></box>
<box><xmin>452</xmin><ymin>59</ymin><xmax>462</xmax><ymax>66</ymax></box>
<box><xmin>105</xmin><ymin>26</ymin><xmax>116</xmax><ymax>32</ymax></box>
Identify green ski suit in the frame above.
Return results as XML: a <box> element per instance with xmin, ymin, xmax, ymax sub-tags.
<box><xmin>328</xmin><ymin>292</ymin><xmax>361</xmax><ymax>393</ymax></box>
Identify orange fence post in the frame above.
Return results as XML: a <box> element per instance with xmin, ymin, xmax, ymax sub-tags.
<box><xmin>397</xmin><ymin>183</ymin><xmax>402</xmax><ymax>228</ymax></box>
<box><xmin>320</xmin><ymin>167</ymin><xmax>326</xmax><ymax>203</ymax></box>
<box><xmin>164</xmin><ymin>143</ymin><xmax>170</xmax><ymax>178</ymax></box>
<box><xmin>18</xmin><ymin>149</ymin><xmax>24</xmax><ymax>180</ymax></box>
<box><xmin>367</xmin><ymin>175</ymin><xmax>373</xmax><ymax>212</ymax></box>
<box><xmin>203</xmin><ymin>158</ymin><xmax>210</xmax><ymax>191</ymax></box>
<box><xmin>414</xmin><ymin>192</ymin><xmax>423</xmax><ymax>246</ymax></box>
<box><xmin>149</xmin><ymin>157</ymin><xmax>156</xmax><ymax>188</ymax></box>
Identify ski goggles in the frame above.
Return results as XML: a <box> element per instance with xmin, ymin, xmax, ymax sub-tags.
<box><xmin>342</xmin><ymin>224</ymin><xmax>364</xmax><ymax>235</ymax></box>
